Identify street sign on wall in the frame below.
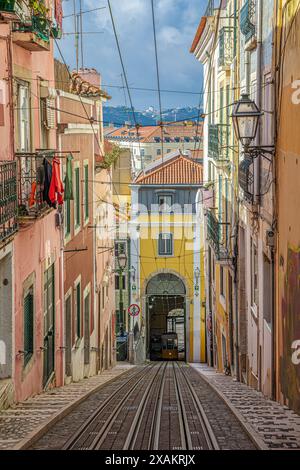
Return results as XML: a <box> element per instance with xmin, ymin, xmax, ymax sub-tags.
<box><xmin>128</xmin><ymin>304</ymin><xmax>140</xmax><ymax>317</ymax></box>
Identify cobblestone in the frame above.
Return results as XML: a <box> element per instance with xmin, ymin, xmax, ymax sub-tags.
<box><xmin>0</xmin><ymin>364</ymin><xmax>134</xmax><ymax>450</ymax></box>
<box><xmin>191</xmin><ymin>364</ymin><xmax>300</xmax><ymax>450</ymax></box>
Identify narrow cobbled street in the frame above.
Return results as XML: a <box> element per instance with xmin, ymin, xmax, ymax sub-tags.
<box><xmin>0</xmin><ymin>363</ymin><xmax>299</xmax><ymax>451</ymax></box>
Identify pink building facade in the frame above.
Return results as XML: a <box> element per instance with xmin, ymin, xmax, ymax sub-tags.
<box><xmin>0</xmin><ymin>1</ymin><xmax>64</xmax><ymax>405</ymax></box>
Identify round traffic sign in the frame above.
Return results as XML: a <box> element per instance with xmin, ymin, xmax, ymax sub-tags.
<box><xmin>128</xmin><ymin>304</ymin><xmax>140</xmax><ymax>317</ymax></box>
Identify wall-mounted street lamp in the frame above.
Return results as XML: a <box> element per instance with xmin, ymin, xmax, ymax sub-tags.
<box><xmin>194</xmin><ymin>267</ymin><xmax>200</xmax><ymax>297</ymax></box>
<box><xmin>117</xmin><ymin>252</ymin><xmax>127</xmax><ymax>271</ymax></box>
<box><xmin>232</xmin><ymin>94</ymin><xmax>275</xmax><ymax>157</ymax></box>
<box><xmin>232</xmin><ymin>94</ymin><xmax>262</xmax><ymax>150</ymax></box>
<box><xmin>232</xmin><ymin>94</ymin><xmax>275</xmax><ymax>202</ymax></box>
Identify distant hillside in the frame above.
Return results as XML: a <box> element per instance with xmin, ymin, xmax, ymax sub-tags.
<box><xmin>103</xmin><ymin>106</ymin><xmax>202</xmax><ymax>127</ymax></box>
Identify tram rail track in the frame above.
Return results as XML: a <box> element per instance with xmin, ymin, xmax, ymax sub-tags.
<box><xmin>25</xmin><ymin>362</ymin><xmax>261</xmax><ymax>451</ymax></box>
<box><xmin>62</xmin><ymin>362</ymin><xmax>220</xmax><ymax>450</ymax></box>
<box><xmin>62</xmin><ymin>363</ymin><xmax>156</xmax><ymax>450</ymax></box>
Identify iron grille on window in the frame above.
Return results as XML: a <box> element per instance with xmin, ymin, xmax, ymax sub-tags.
<box><xmin>240</xmin><ymin>0</ymin><xmax>256</xmax><ymax>43</ymax></box>
<box><xmin>206</xmin><ymin>210</ymin><xmax>231</xmax><ymax>261</ymax></box>
<box><xmin>219</xmin><ymin>27</ymin><xmax>235</xmax><ymax>67</ymax></box>
<box><xmin>239</xmin><ymin>156</ymin><xmax>254</xmax><ymax>203</ymax></box>
<box><xmin>0</xmin><ymin>161</ymin><xmax>18</xmax><ymax>242</ymax></box>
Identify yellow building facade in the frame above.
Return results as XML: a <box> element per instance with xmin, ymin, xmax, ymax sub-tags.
<box><xmin>129</xmin><ymin>153</ymin><xmax>206</xmax><ymax>363</ymax></box>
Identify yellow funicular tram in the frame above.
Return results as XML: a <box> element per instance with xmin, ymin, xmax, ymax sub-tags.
<box><xmin>161</xmin><ymin>332</ymin><xmax>178</xmax><ymax>360</ymax></box>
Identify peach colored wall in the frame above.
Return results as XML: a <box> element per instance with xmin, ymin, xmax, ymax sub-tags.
<box><xmin>0</xmin><ymin>26</ymin><xmax>13</xmax><ymax>161</ymax></box>
<box><xmin>276</xmin><ymin>5</ymin><xmax>300</xmax><ymax>414</ymax></box>
<box><xmin>0</xmin><ymin>16</ymin><xmax>63</xmax><ymax>401</ymax></box>
<box><xmin>95</xmin><ymin>165</ymin><xmax>116</xmax><ymax>368</ymax></box>
<box><xmin>14</xmin><ymin>214</ymin><xmax>63</xmax><ymax>402</ymax></box>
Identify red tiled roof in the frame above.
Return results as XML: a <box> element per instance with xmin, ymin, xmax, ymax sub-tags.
<box><xmin>107</xmin><ymin>123</ymin><xmax>203</xmax><ymax>143</ymax></box>
<box><xmin>134</xmin><ymin>155</ymin><xmax>203</xmax><ymax>185</ymax></box>
<box><xmin>190</xmin><ymin>16</ymin><xmax>207</xmax><ymax>53</ymax></box>
<box><xmin>70</xmin><ymin>72</ymin><xmax>111</xmax><ymax>100</ymax></box>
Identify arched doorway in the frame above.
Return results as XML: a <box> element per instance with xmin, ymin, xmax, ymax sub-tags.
<box><xmin>146</xmin><ymin>273</ymin><xmax>186</xmax><ymax>361</ymax></box>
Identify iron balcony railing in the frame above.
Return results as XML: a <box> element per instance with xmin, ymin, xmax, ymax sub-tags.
<box><xmin>239</xmin><ymin>156</ymin><xmax>254</xmax><ymax>203</ymax></box>
<box><xmin>17</xmin><ymin>152</ymin><xmax>54</xmax><ymax>218</ymax></box>
<box><xmin>206</xmin><ymin>209</ymin><xmax>230</xmax><ymax>261</ymax></box>
<box><xmin>208</xmin><ymin>124</ymin><xmax>230</xmax><ymax>161</ymax></box>
<box><xmin>0</xmin><ymin>0</ymin><xmax>23</xmax><ymax>19</ymax></box>
<box><xmin>240</xmin><ymin>0</ymin><xmax>256</xmax><ymax>43</ymax></box>
<box><xmin>206</xmin><ymin>209</ymin><xmax>220</xmax><ymax>256</ymax></box>
<box><xmin>205</xmin><ymin>0</ymin><xmax>216</xmax><ymax>17</ymax></box>
<box><xmin>13</xmin><ymin>14</ymin><xmax>51</xmax><ymax>42</ymax></box>
<box><xmin>219</xmin><ymin>27</ymin><xmax>235</xmax><ymax>68</ymax></box>
<box><xmin>0</xmin><ymin>161</ymin><xmax>18</xmax><ymax>242</ymax></box>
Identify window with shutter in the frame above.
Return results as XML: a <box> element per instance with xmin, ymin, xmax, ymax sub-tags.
<box><xmin>24</xmin><ymin>289</ymin><xmax>34</xmax><ymax>366</ymax></box>
<box><xmin>84</xmin><ymin>164</ymin><xmax>89</xmax><ymax>221</ymax></box>
<box><xmin>74</xmin><ymin>167</ymin><xmax>80</xmax><ymax>228</ymax></box>
<box><xmin>76</xmin><ymin>282</ymin><xmax>81</xmax><ymax>339</ymax></box>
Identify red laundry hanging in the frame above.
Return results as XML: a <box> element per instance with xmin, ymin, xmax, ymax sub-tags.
<box><xmin>29</xmin><ymin>182</ymin><xmax>36</xmax><ymax>207</ymax></box>
<box><xmin>49</xmin><ymin>157</ymin><xmax>64</xmax><ymax>206</ymax></box>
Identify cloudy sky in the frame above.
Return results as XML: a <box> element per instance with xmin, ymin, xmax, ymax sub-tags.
<box><xmin>59</xmin><ymin>0</ymin><xmax>205</xmax><ymax>110</ymax></box>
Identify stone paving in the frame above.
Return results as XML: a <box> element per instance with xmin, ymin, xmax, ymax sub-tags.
<box><xmin>191</xmin><ymin>363</ymin><xmax>300</xmax><ymax>450</ymax></box>
<box><xmin>0</xmin><ymin>363</ymin><xmax>134</xmax><ymax>450</ymax></box>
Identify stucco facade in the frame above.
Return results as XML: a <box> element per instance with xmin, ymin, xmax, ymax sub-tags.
<box><xmin>275</xmin><ymin>1</ymin><xmax>300</xmax><ymax>414</ymax></box>
<box><xmin>0</xmin><ymin>1</ymin><xmax>64</xmax><ymax>403</ymax></box>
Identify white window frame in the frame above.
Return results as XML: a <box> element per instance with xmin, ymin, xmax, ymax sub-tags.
<box><xmin>73</xmin><ymin>161</ymin><xmax>81</xmax><ymax>235</ymax></box>
<box><xmin>158</xmin><ymin>233</ymin><xmax>173</xmax><ymax>257</ymax></box>
<box><xmin>250</xmin><ymin>238</ymin><xmax>259</xmax><ymax>316</ymax></box>
<box><xmin>83</xmin><ymin>160</ymin><xmax>89</xmax><ymax>226</ymax></box>
<box><xmin>17</xmin><ymin>80</ymin><xmax>31</xmax><ymax>152</ymax></box>
<box><xmin>74</xmin><ymin>275</ymin><xmax>82</xmax><ymax>345</ymax></box>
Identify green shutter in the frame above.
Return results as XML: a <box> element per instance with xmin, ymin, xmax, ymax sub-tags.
<box><xmin>76</xmin><ymin>283</ymin><xmax>81</xmax><ymax>338</ymax></box>
<box><xmin>24</xmin><ymin>291</ymin><xmax>34</xmax><ymax>366</ymax></box>
<box><xmin>75</xmin><ymin>168</ymin><xmax>80</xmax><ymax>226</ymax></box>
<box><xmin>84</xmin><ymin>165</ymin><xmax>89</xmax><ymax>219</ymax></box>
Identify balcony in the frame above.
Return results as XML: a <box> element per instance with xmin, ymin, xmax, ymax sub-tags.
<box><xmin>0</xmin><ymin>0</ymin><xmax>24</xmax><ymax>20</ymax></box>
<box><xmin>205</xmin><ymin>0</ymin><xmax>216</xmax><ymax>17</ymax></box>
<box><xmin>219</xmin><ymin>27</ymin><xmax>235</xmax><ymax>69</ymax></box>
<box><xmin>239</xmin><ymin>156</ymin><xmax>254</xmax><ymax>203</ymax></box>
<box><xmin>206</xmin><ymin>210</ymin><xmax>230</xmax><ymax>261</ymax></box>
<box><xmin>0</xmin><ymin>161</ymin><xmax>18</xmax><ymax>243</ymax></box>
<box><xmin>12</xmin><ymin>14</ymin><xmax>51</xmax><ymax>51</ymax></box>
<box><xmin>16</xmin><ymin>152</ymin><xmax>54</xmax><ymax>221</ymax></box>
<box><xmin>240</xmin><ymin>0</ymin><xmax>256</xmax><ymax>50</ymax></box>
<box><xmin>208</xmin><ymin>124</ymin><xmax>230</xmax><ymax>162</ymax></box>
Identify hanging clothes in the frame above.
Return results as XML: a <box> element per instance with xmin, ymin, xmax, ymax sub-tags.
<box><xmin>64</xmin><ymin>154</ymin><xmax>74</xmax><ymax>201</ymax></box>
<box><xmin>49</xmin><ymin>157</ymin><xmax>64</xmax><ymax>206</ymax></box>
<box><xmin>29</xmin><ymin>182</ymin><xmax>36</xmax><ymax>207</ymax></box>
<box><xmin>42</xmin><ymin>158</ymin><xmax>55</xmax><ymax>207</ymax></box>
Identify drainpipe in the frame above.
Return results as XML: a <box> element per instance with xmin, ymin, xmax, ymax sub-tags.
<box><xmin>245</xmin><ymin>51</ymin><xmax>251</xmax><ymax>94</ymax></box>
<box><xmin>255</xmin><ymin>0</ymin><xmax>263</xmax><ymax>392</ymax></box>
<box><xmin>233</xmin><ymin>0</ymin><xmax>240</xmax><ymax>382</ymax></box>
<box><xmin>271</xmin><ymin>248</ymin><xmax>276</xmax><ymax>400</ymax></box>
<box><xmin>254</xmin><ymin>0</ymin><xmax>263</xmax><ymax>205</ymax></box>
<box><xmin>57</xmin><ymin>96</ymin><xmax>65</xmax><ymax>385</ymax></box>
